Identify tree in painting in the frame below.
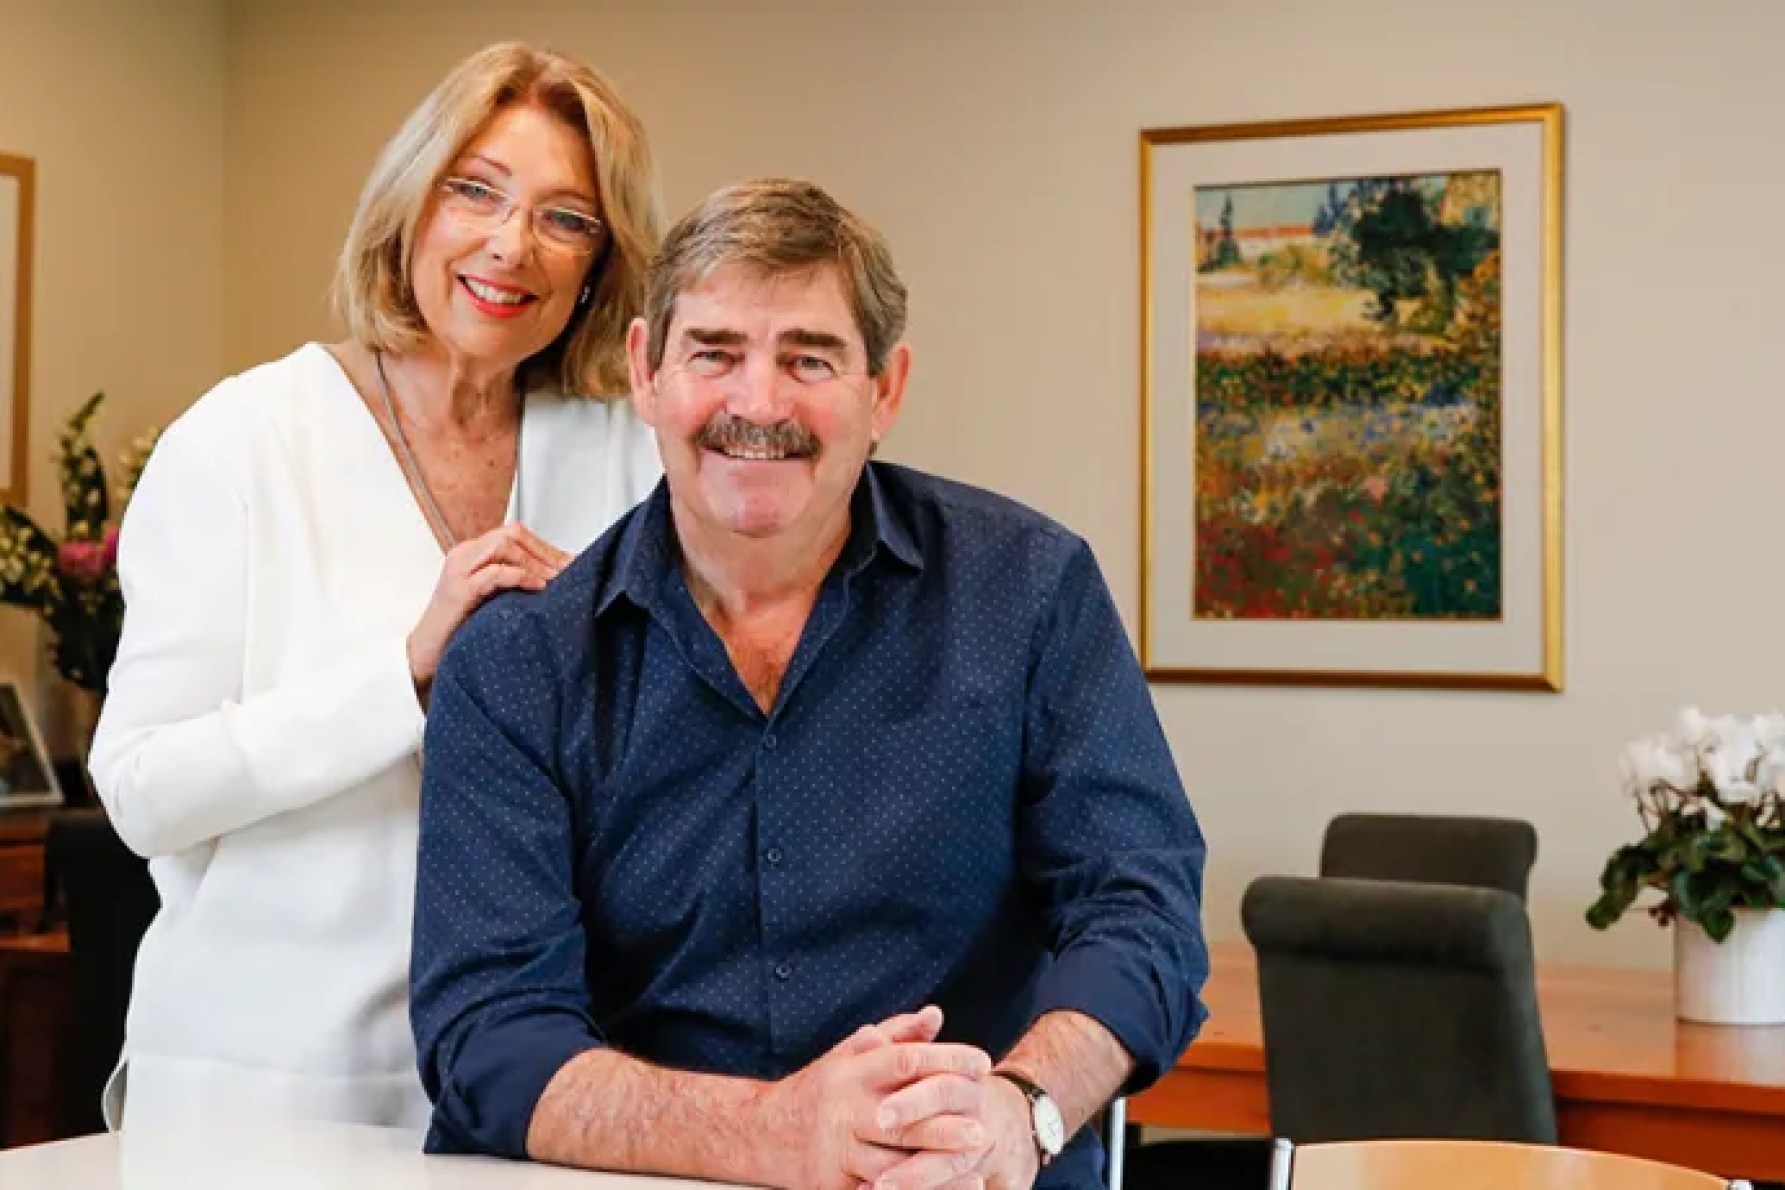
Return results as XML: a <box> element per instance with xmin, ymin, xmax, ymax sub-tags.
<box><xmin>1192</xmin><ymin>171</ymin><xmax>1502</xmax><ymax>620</ymax></box>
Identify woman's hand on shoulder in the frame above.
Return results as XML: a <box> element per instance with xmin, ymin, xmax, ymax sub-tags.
<box><xmin>407</xmin><ymin>524</ymin><xmax>572</xmax><ymax>699</ymax></box>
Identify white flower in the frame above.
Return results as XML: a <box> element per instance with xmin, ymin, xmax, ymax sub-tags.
<box><xmin>1675</xmin><ymin>706</ymin><xmax>1711</xmax><ymax>750</ymax></box>
<box><xmin>1759</xmin><ymin>748</ymin><xmax>1785</xmax><ymax>798</ymax></box>
<box><xmin>1621</xmin><ymin>735</ymin><xmax>1697</xmax><ymax>797</ymax></box>
<box><xmin>1699</xmin><ymin>714</ymin><xmax>1766</xmax><ymax>804</ymax></box>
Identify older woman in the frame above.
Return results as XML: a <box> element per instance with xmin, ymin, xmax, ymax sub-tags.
<box><xmin>87</xmin><ymin>42</ymin><xmax>663</xmax><ymax>1132</ymax></box>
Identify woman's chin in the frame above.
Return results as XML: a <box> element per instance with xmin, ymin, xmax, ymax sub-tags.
<box><xmin>425</xmin><ymin>314</ymin><xmax>563</xmax><ymax>372</ymax></box>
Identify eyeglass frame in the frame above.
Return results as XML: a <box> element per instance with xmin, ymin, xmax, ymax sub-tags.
<box><xmin>435</xmin><ymin>175</ymin><xmax>607</xmax><ymax>257</ymax></box>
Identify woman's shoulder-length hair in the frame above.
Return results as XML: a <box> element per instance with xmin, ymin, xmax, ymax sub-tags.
<box><xmin>333</xmin><ymin>41</ymin><xmax>661</xmax><ymax>397</ymax></box>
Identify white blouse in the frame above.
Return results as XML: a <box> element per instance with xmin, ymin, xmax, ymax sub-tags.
<box><xmin>88</xmin><ymin>342</ymin><xmax>661</xmax><ymax>1132</ymax></box>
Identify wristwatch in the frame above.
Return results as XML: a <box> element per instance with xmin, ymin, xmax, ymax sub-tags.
<box><xmin>993</xmin><ymin>1069</ymin><xmax>1065</xmax><ymax>1167</ymax></box>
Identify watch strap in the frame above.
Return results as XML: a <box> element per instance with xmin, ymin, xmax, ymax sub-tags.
<box><xmin>992</xmin><ymin>1069</ymin><xmax>1058</xmax><ymax>1166</ymax></box>
<box><xmin>994</xmin><ymin>1068</ymin><xmax>1048</xmax><ymax>1102</ymax></box>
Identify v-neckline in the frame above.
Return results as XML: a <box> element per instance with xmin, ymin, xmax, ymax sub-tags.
<box><xmin>311</xmin><ymin>342</ymin><xmax>522</xmax><ymax>558</ymax></box>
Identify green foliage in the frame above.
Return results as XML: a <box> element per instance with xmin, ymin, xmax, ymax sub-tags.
<box><xmin>1199</xmin><ymin>193</ymin><xmax>1244</xmax><ymax>273</ymax></box>
<box><xmin>1587</xmin><ymin>797</ymin><xmax>1785</xmax><ymax>943</ymax></box>
<box><xmin>0</xmin><ymin>393</ymin><xmax>160</xmax><ymax>694</ymax></box>
<box><xmin>1328</xmin><ymin>181</ymin><xmax>1498</xmax><ymax>328</ymax></box>
<box><xmin>1199</xmin><ymin>234</ymin><xmax>1242</xmax><ymax>273</ymax></box>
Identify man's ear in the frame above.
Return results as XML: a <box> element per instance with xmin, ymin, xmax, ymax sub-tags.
<box><xmin>626</xmin><ymin>317</ymin><xmax>659</xmax><ymax>426</ymax></box>
<box><xmin>869</xmin><ymin>341</ymin><xmax>912</xmax><ymax>448</ymax></box>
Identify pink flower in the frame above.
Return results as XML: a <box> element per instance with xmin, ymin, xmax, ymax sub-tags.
<box><xmin>58</xmin><ymin>539</ymin><xmax>111</xmax><ymax>582</ymax></box>
<box><xmin>103</xmin><ymin>527</ymin><xmax>119</xmax><ymax>566</ymax></box>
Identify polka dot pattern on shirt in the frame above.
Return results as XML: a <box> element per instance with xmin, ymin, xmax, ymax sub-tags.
<box><xmin>410</xmin><ymin>463</ymin><xmax>1210</xmax><ymax>1186</ymax></box>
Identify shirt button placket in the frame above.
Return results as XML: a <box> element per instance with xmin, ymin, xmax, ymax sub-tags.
<box><xmin>757</xmin><ymin>723</ymin><xmax>795</xmax><ymax>1040</ymax></box>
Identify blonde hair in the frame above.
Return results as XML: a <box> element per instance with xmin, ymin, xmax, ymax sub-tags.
<box><xmin>333</xmin><ymin>42</ymin><xmax>661</xmax><ymax>396</ymax></box>
<box><xmin>644</xmin><ymin>178</ymin><xmax>908</xmax><ymax>377</ymax></box>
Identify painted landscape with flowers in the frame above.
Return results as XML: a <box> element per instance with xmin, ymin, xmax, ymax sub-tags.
<box><xmin>1192</xmin><ymin>170</ymin><xmax>1504</xmax><ymax>620</ymax></box>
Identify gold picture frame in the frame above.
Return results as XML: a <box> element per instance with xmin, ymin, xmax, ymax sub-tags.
<box><xmin>0</xmin><ymin>678</ymin><xmax>62</xmax><ymax>808</ymax></box>
<box><xmin>0</xmin><ymin>152</ymin><xmax>34</xmax><ymax>507</ymax></box>
<box><xmin>1139</xmin><ymin>104</ymin><xmax>1563</xmax><ymax>691</ymax></box>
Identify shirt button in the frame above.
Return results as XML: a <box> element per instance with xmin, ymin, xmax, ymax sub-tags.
<box><xmin>763</xmin><ymin>733</ymin><xmax>779</xmax><ymax>751</ymax></box>
<box><xmin>764</xmin><ymin>846</ymin><xmax>784</xmax><ymax>866</ymax></box>
<box><xmin>773</xmin><ymin>962</ymin><xmax>793</xmax><ymax>982</ymax></box>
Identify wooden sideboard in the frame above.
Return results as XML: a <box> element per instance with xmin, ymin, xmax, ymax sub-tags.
<box><xmin>0</xmin><ymin>808</ymin><xmax>79</xmax><ymax>1148</ymax></box>
<box><xmin>0</xmin><ymin>810</ymin><xmax>52</xmax><ymax>933</ymax></box>
<box><xmin>0</xmin><ymin>931</ymin><xmax>75</xmax><ymax>1147</ymax></box>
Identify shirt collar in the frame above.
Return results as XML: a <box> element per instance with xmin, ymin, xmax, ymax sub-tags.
<box><xmin>843</xmin><ymin>462</ymin><xmax>924</xmax><ymax>576</ymax></box>
<box><xmin>594</xmin><ymin>463</ymin><xmax>923</xmax><ymax>619</ymax></box>
<box><xmin>595</xmin><ymin>480</ymin><xmax>676</xmax><ymax>618</ymax></box>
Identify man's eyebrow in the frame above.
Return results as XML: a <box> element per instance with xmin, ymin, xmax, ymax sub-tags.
<box><xmin>779</xmin><ymin>329</ymin><xmax>851</xmax><ymax>354</ymax></box>
<box><xmin>682</xmin><ymin>327</ymin><xmax>748</xmax><ymax>347</ymax></box>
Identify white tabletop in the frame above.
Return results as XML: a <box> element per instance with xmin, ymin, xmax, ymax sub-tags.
<box><xmin>0</xmin><ymin>1122</ymin><xmax>737</xmax><ymax>1189</ymax></box>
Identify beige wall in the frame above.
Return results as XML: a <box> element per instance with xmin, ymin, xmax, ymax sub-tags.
<box><xmin>0</xmin><ymin>0</ymin><xmax>225</xmax><ymax>748</ymax></box>
<box><xmin>205</xmin><ymin>0</ymin><xmax>1785</xmax><ymax>968</ymax></box>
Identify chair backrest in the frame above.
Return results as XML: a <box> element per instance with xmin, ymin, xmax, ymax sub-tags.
<box><xmin>1241</xmin><ymin>875</ymin><xmax>1556</xmax><ymax>1145</ymax></box>
<box><xmin>1319</xmin><ymin>813</ymin><xmax>1538</xmax><ymax>900</ymax></box>
<box><xmin>1287</xmin><ymin>1139</ymin><xmax>1746</xmax><ymax>1189</ymax></box>
<box><xmin>45</xmin><ymin>807</ymin><xmax>159</xmax><ymax>1136</ymax></box>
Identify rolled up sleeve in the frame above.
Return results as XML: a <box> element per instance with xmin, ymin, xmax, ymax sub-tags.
<box><xmin>1018</xmin><ymin>537</ymin><xmax>1210</xmax><ymax>1093</ymax></box>
<box><xmin>409</xmin><ymin>597</ymin><xmax>602</xmax><ymax>1157</ymax></box>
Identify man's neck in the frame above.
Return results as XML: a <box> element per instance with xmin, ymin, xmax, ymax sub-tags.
<box><xmin>672</xmin><ymin>499</ymin><xmax>853</xmax><ymax>625</ymax></box>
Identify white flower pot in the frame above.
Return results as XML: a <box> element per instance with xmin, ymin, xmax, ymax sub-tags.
<box><xmin>1674</xmin><ymin>907</ymin><xmax>1785</xmax><ymax>1025</ymax></box>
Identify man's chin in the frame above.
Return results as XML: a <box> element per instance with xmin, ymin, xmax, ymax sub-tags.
<box><xmin>695</xmin><ymin>475</ymin><xmax>812</xmax><ymax>533</ymax></box>
<box><xmin>716</xmin><ymin>505</ymin><xmax>804</xmax><ymax>538</ymax></box>
<box><xmin>694</xmin><ymin>492</ymin><xmax>803</xmax><ymax>540</ymax></box>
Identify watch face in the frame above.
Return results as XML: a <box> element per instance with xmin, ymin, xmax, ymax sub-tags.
<box><xmin>1033</xmin><ymin>1094</ymin><xmax>1066</xmax><ymax>1155</ymax></box>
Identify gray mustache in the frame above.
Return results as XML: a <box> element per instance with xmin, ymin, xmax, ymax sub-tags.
<box><xmin>695</xmin><ymin>416</ymin><xmax>819</xmax><ymax>458</ymax></box>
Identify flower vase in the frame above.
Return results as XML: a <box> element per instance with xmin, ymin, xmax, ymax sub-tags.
<box><xmin>1674</xmin><ymin>908</ymin><xmax>1785</xmax><ymax>1025</ymax></box>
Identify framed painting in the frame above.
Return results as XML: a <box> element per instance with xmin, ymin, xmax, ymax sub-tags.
<box><xmin>0</xmin><ymin>152</ymin><xmax>32</xmax><ymax>506</ymax></box>
<box><xmin>1139</xmin><ymin>104</ymin><xmax>1563</xmax><ymax>690</ymax></box>
<box><xmin>0</xmin><ymin>680</ymin><xmax>61</xmax><ymax>808</ymax></box>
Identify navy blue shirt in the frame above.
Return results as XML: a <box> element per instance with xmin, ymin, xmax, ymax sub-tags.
<box><xmin>411</xmin><ymin>463</ymin><xmax>1209</xmax><ymax>1188</ymax></box>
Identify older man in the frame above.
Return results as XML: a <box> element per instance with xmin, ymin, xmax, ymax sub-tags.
<box><xmin>410</xmin><ymin>179</ymin><xmax>1208</xmax><ymax>1190</ymax></box>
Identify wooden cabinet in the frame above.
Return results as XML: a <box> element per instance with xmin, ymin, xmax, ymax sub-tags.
<box><xmin>0</xmin><ymin>811</ymin><xmax>52</xmax><ymax>932</ymax></box>
<box><xmin>0</xmin><ymin>933</ymin><xmax>75</xmax><ymax>1147</ymax></box>
<box><xmin>0</xmin><ymin>810</ymin><xmax>80</xmax><ymax>1148</ymax></box>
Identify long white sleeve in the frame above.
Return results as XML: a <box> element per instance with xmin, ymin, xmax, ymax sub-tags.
<box><xmin>94</xmin><ymin>343</ymin><xmax>662</xmax><ymax>1132</ymax></box>
<box><xmin>89</xmin><ymin>390</ymin><xmax>426</xmax><ymax>858</ymax></box>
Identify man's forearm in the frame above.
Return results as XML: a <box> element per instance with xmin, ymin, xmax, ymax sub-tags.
<box><xmin>527</xmin><ymin>1047</ymin><xmax>776</xmax><ymax>1185</ymax></box>
<box><xmin>997</xmin><ymin>1010</ymin><xmax>1134</xmax><ymax>1137</ymax></box>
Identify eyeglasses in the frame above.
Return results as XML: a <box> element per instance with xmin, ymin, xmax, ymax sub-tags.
<box><xmin>437</xmin><ymin>176</ymin><xmax>606</xmax><ymax>256</ymax></box>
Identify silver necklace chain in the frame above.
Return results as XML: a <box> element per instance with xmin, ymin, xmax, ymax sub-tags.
<box><xmin>373</xmin><ymin>350</ymin><xmax>522</xmax><ymax>550</ymax></box>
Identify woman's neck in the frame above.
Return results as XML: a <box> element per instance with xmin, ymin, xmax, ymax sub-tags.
<box><xmin>379</xmin><ymin>345</ymin><xmax>520</xmax><ymax>434</ymax></box>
